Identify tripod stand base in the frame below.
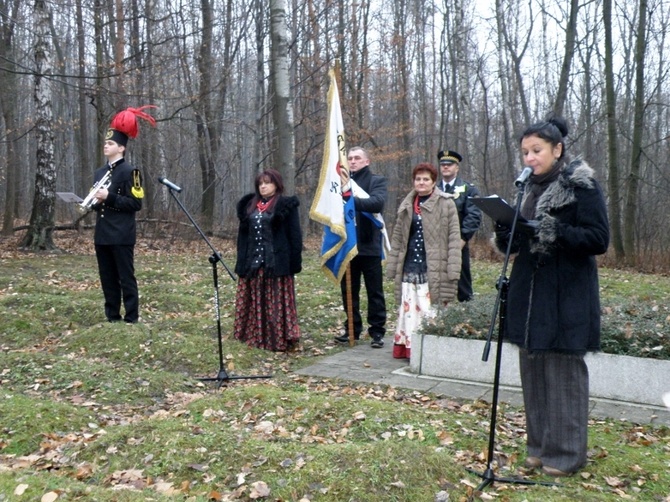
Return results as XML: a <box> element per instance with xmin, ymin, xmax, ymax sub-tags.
<box><xmin>467</xmin><ymin>467</ymin><xmax>560</xmax><ymax>490</ymax></box>
<box><xmin>198</xmin><ymin>368</ymin><xmax>272</xmax><ymax>388</ymax></box>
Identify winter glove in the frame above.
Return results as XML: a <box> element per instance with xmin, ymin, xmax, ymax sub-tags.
<box><xmin>517</xmin><ymin>219</ymin><xmax>539</xmax><ymax>236</ymax></box>
<box><xmin>494</xmin><ymin>222</ymin><xmax>511</xmax><ymax>240</ymax></box>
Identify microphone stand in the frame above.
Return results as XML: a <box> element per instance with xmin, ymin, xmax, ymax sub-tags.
<box><xmin>468</xmin><ymin>181</ymin><xmax>559</xmax><ymax>491</ymax></box>
<box><xmin>164</xmin><ymin>186</ymin><xmax>272</xmax><ymax>387</ymax></box>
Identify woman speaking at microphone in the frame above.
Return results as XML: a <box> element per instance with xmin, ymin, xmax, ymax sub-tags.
<box><xmin>493</xmin><ymin>114</ymin><xmax>609</xmax><ymax>476</ymax></box>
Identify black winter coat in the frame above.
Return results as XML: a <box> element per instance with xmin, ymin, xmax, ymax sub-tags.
<box><xmin>234</xmin><ymin>194</ymin><xmax>302</xmax><ymax>278</ymax></box>
<box><xmin>93</xmin><ymin>158</ymin><xmax>142</xmax><ymax>246</ymax></box>
<box><xmin>350</xmin><ymin>167</ymin><xmax>387</xmax><ymax>257</ymax></box>
<box><xmin>494</xmin><ymin>159</ymin><xmax>609</xmax><ymax>353</ymax></box>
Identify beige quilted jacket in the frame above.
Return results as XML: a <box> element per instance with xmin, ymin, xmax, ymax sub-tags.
<box><xmin>387</xmin><ymin>189</ymin><xmax>462</xmax><ymax>306</ymax></box>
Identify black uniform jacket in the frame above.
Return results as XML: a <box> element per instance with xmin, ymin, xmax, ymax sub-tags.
<box><xmin>93</xmin><ymin>158</ymin><xmax>142</xmax><ymax>246</ymax></box>
<box><xmin>444</xmin><ymin>176</ymin><xmax>482</xmax><ymax>241</ymax></box>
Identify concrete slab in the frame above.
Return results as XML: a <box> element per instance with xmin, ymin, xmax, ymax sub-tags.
<box><xmin>296</xmin><ymin>342</ymin><xmax>670</xmax><ymax>426</ymax></box>
<box><xmin>411</xmin><ymin>335</ymin><xmax>670</xmax><ymax>410</ymax></box>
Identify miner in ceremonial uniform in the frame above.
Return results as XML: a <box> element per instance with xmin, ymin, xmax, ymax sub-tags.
<box><xmin>89</xmin><ymin>105</ymin><xmax>157</xmax><ymax>323</ymax></box>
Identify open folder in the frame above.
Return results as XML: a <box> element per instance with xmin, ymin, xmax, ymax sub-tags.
<box><xmin>469</xmin><ymin>195</ymin><xmax>527</xmax><ymax>227</ymax></box>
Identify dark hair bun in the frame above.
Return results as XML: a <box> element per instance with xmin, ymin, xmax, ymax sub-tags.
<box><xmin>545</xmin><ymin>113</ymin><xmax>569</xmax><ymax>137</ymax></box>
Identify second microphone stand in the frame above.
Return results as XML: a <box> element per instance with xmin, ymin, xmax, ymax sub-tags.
<box><xmin>469</xmin><ymin>182</ymin><xmax>558</xmax><ymax>491</ymax></box>
<box><xmin>165</xmin><ymin>186</ymin><xmax>272</xmax><ymax>387</ymax></box>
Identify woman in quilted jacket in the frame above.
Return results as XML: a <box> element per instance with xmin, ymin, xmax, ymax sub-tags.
<box><xmin>386</xmin><ymin>163</ymin><xmax>462</xmax><ymax>359</ymax></box>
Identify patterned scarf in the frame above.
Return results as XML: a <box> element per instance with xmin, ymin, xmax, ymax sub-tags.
<box><xmin>521</xmin><ymin>159</ymin><xmax>564</xmax><ymax>220</ymax></box>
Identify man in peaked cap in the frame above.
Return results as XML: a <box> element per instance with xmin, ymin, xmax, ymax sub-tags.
<box><xmin>437</xmin><ymin>149</ymin><xmax>482</xmax><ymax>302</ymax></box>
<box><xmin>90</xmin><ymin>106</ymin><xmax>156</xmax><ymax>323</ymax></box>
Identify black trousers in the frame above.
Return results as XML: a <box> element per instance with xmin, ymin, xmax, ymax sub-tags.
<box><xmin>340</xmin><ymin>254</ymin><xmax>386</xmax><ymax>339</ymax></box>
<box><xmin>95</xmin><ymin>244</ymin><xmax>139</xmax><ymax>323</ymax></box>
<box><xmin>457</xmin><ymin>244</ymin><xmax>473</xmax><ymax>302</ymax></box>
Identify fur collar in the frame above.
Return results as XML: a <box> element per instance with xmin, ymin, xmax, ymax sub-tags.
<box><xmin>530</xmin><ymin>158</ymin><xmax>594</xmax><ymax>254</ymax></box>
<box><xmin>237</xmin><ymin>193</ymin><xmax>299</xmax><ymax>222</ymax></box>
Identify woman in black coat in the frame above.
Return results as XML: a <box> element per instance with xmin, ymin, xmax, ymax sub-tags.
<box><xmin>494</xmin><ymin>115</ymin><xmax>609</xmax><ymax>476</ymax></box>
<box><xmin>233</xmin><ymin>169</ymin><xmax>302</xmax><ymax>351</ymax></box>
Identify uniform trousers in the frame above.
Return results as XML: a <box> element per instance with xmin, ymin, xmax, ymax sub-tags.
<box><xmin>95</xmin><ymin>244</ymin><xmax>139</xmax><ymax>323</ymax></box>
<box><xmin>340</xmin><ymin>254</ymin><xmax>386</xmax><ymax>340</ymax></box>
<box><xmin>519</xmin><ymin>349</ymin><xmax>589</xmax><ymax>473</ymax></box>
<box><xmin>457</xmin><ymin>244</ymin><xmax>473</xmax><ymax>302</ymax></box>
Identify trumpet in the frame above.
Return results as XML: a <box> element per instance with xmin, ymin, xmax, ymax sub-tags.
<box><xmin>78</xmin><ymin>170</ymin><xmax>112</xmax><ymax>213</ymax></box>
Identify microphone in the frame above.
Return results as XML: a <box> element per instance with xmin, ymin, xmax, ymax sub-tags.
<box><xmin>514</xmin><ymin>167</ymin><xmax>533</xmax><ymax>187</ymax></box>
<box><xmin>158</xmin><ymin>177</ymin><xmax>182</xmax><ymax>192</ymax></box>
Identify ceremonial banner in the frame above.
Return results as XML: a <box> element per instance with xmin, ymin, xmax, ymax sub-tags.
<box><xmin>309</xmin><ymin>69</ymin><xmax>357</xmax><ymax>283</ymax></box>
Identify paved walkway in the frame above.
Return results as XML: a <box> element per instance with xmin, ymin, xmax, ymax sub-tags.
<box><xmin>295</xmin><ymin>342</ymin><xmax>670</xmax><ymax>426</ymax></box>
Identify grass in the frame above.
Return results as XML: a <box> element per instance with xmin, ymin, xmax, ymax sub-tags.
<box><xmin>0</xmin><ymin>232</ymin><xmax>668</xmax><ymax>501</ymax></box>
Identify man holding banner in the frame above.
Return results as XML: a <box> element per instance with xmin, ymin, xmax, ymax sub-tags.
<box><xmin>309</xmin><ymin>70</ymin><xmax>388</xmax><ymax>349</ymax></box>
<box><xmin>334</xmin><ymin>146</ymin><xmax>388</xmax><ymax>348</ymax></box>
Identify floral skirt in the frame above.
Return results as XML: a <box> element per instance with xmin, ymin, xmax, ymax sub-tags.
<box><xmin>393</xmin><ymin>278</ymin><xmax>434</xmax><ymax>359</ymax></box>
<box><xmin>233</xmin><ymin>268</ymin><xmax>300</xmax><ymax>352</ymax></box>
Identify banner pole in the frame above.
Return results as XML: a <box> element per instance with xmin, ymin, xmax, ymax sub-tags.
<box><xmin>345</xmin><ymin>264</ymin><xmax>356</xmax><ymax>346</ymax></box>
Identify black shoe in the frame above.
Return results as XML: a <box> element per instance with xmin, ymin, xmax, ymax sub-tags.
<box><xmin>370</xmin><ymin>339</ymin><xmax>384</xmax><ymax>348</ymax></box>
<box><xmin>335</xmin><ymin>334</ymin><xmax>360</xmax><ymax>343</ymax></box>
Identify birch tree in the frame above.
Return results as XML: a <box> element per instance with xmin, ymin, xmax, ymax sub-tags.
<box><xmin>270</xmin><ymin>0</ymin><xmax>295</xmax><ymax>194</ymax></box>
<box><xmin>21</xmin><ymin>0</ymin><xmax>56</xmax><ymax>250</ymax></box>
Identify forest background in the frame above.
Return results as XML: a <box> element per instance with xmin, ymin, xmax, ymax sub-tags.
<box><xmin>0</xmin><ymin>0</ymin><xmax>669</xmax><ymax>268</ymax></box>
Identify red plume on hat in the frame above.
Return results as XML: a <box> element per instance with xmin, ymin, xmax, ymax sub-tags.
<box><xmin>109</xmin><ymin>105</ymin><xmax>158</xmax><ymax>139</ymax></box>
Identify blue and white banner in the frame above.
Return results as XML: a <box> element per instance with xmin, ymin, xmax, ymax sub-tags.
<box><xmin>309</xmin><ymin>69</ymin><xmax>357</xmax><ymax>283</ymax></box>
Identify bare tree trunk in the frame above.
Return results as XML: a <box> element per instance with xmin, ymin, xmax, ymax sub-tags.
<box><xmin>0</xmin><ymin>0</ymin><xmax>21</xmax><ymax>235</ymax></box>
<box><xmin>623</xmin><ymin>0</ymin><xmax>648</xmax><ymax>263</ymax></box>
<box><xmin>114</xmin><ymin>0</ymin><xmax>125</xmax><ymax>96</ymax></box>
<box><xmin>93</xmin><ymin>0</ymin><xmax>106</xmax><ymax>162</ymax></box>
<box><xmin>75</xmin><ymin>0</ymin><xmax>90</xmax><ymax>197</ymax></box>
<box><xmin>21</xmin><ymin>0</ymin><xmax>57</xmax><ymax>250</ymax></box>
<box><xmin>495</xmin><ymin>0</ymin><xmax>518</xmax><ymax>181</ymax></box>
<box><xmin>453</xmin><ymin>0</ymin><xmax>477</xmax><ymax>180</ymax></box>
<box><xmin>195</xmin><ymin>0</ymin><xmax>217</xmax><ymax>230</ymax></box>
<box><xmin>250</xmin><ymin>0</ymin><xmax>264</xmax><ymax>194</ymax></box>
<box><xmin>553</xmin><ymin>0</ymin><xmax>579</xmax><ymax>116</ymax></box>
<box><xmin>500</xmin><ymin>0</ymin><xmax>531</xmax><ymax>126</ymax></box>
<box><xmin>270</xmin><ymin>0</ymin><xmax>295</xmax><ymax>194</ymax></box>
<box><xmin>604</xmin><ymin>0</ymin><xmax>624</xmax><ymax>258</ymax></box>
<box><xmin>391</xmin><ymin>0</ymin><xmax>412</xmax><ymax>215</ymax></box>
<box><xmin>445</xmin><ymin>1</ymin><xmax>460</xmax><ymax>150</ymax></box>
